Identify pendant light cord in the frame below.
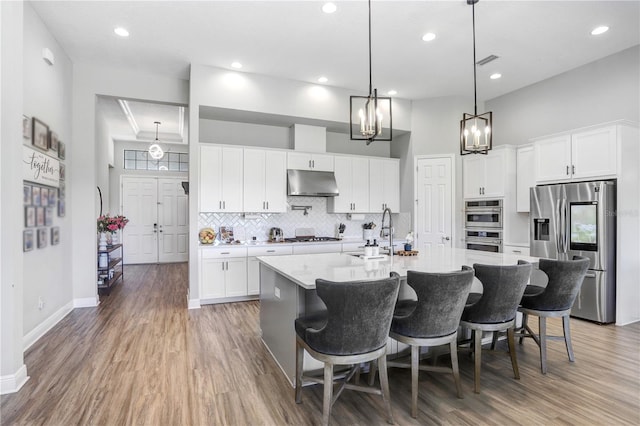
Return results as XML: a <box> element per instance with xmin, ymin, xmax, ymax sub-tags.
<box><xmin>368</xmin><ymin>0</ymin><xmax>373</xmax><ymax>96</ymax></box>
<box><xmin>472</xmin><ymin>1</ymin><xmax>478</xmax><ymax>115</ymax></box>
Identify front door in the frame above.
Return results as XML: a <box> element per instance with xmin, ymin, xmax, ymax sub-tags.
<box><xmin>415</xmin><ymin>156</ymin><xmax>454</xmax><ymax>252</ymax></box>
<box><xmin>122</xmin><ymin>176</ymin><xmax>188</xmax><ymax>264</ymax></box>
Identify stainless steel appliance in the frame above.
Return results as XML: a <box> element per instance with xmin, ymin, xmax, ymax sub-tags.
<box><xmin>465</xmin><ymin>199</ymin><xmax>503</xmax><ymax>228</ymax></box>
<box><xmin>287</xmin><ymin>169</ymin><xmax>339</xmax><ymax>197</ymax></box>
<box><xmin>269</xmin><ymin>227</ymin><xmax>283</xmax><ymax>242</ymax></box>
<box><xmin>530</xmin><ymin>180</ymin><xmax>616</xmax><ymax>323</ymax></box>
<box><xmin>283</xmin><ymin>227</ymin><xmax>340</xmax><ymax>243</ymax></box>
<box><xmin>465</xmin><ymin>229</ymin><xmax>503</xmax><ymax>253</ymax></box>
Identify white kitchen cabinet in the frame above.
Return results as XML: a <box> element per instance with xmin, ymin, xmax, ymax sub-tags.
<box><xmin>503</xmin><ymin>244</ymin><xmax>530</xmax><ymax>256</ymax></box>
<box><xmin>534</xmin><ymin>125</ymin><xmax>617</xmax><ymax>184</ymax></box>
<box><xmin>243</xmin><ymin>148</ymin><xmax>287</xmax><ymax>213</ymax></box>
<box><xmin>369</xmin><ymin>158</ymin><xmax>400</xmax><ymax>212</ymax></box>
<box><xmin>292</xmin><ymin>243</ymin><xmax>342</xmax><ymax>255</ymax></box>
<box><xmin>462</xmin><ymin>148</ymin><xmax>507</xmax><ymax>199</ymax></box>
<box><xmin>287</xmin><ymin>152</ymin><xmax>334</xmax><ymax>171</ymax></box>
<box><xmin>199</xmin><ymin>145</ymin><xmax>244</xmax><ymax>212</ymax></box>
<box><xmin>516</xmin><ymin>145</ymin><xmax>535</xmax><ymax>212</ymax></box>
<box><xmin>247</xmin><ymin>245</ymin><xmax>293</xmax><ymax>296</ymax></box>
<box><xmin>328</xmin><ymin>156</ymin><xmax>369</xmax><ymax>213</ymax></box>
<box><xmin>200</xmin><ymin>247</ymin><xmax>248</xmax><ymax>299</ymax></box>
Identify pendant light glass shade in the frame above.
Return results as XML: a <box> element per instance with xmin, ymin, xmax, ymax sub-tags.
<box><xmin>149</xmin><ymin>121</ymin><xmax>164</xmax><ymax>160</ymax></box>
<box><xmin>350</xmin><ymin>0</ymin><xmax>392</xmax><ymax>144</ymax></box>
<box><xmin>460</xmin><ymin>0</ymin><xmax>493</xmax><ymax>155</ymax></box>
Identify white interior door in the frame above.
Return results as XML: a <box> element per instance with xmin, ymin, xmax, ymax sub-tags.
<box><xmin>122</xmin><ymin>177</ymin><xmax>158</xmax><ymax>264</ymax></box>
<box><xmin>157</xmin><ymin>178</ymin><xmax>189</xmax><ymax>263</ymax></box>
<box><xmin>415</xmin><ymin>157</ymin><xmax>453</xmax><ymax>253</ymax></box>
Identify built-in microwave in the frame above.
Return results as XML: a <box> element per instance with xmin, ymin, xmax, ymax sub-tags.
<box><xmin>464</xmin><ymin>199</ymin><xmax>503</xmax><ymax>228</ymax></box>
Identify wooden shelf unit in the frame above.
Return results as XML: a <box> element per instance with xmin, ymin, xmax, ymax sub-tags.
<box><xmin>98</xmin><ymin>243</ymin><xmax>123</xmax><ymax>294</ymax></box>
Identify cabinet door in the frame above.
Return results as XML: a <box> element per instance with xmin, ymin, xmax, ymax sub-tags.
<box><xmin>199</xmin><ymin>145</ymin><xmax>222</xmax><ymax>212</ymax></box>
<box><xmin>483</xmin><ymin>150</ymin><xmax>506</xmax><ymax>198</ymax></box>
<box><xmin>201</xmin><ymin>258</ymin><xmax>225</xmax><ymax>299</ymax></box>
<box><xmin>264</xmin><ymin>150</ymin><xmax>287</xmax><ymax>212</ymax></box>
<box><xmin>369</xmin><ymin>158</ymin><xmax>385</xmax><ymax>212</ymax></box>
<box><xmin>247</xmin><ymin>257</ymin><xmax>260</xmax><ymax>296</ymax></box>
<box><xmin>243</xmin><ymin>149</ymin><xmax>266</xmax><ymax>212</ymax></box>
<box><xmin>382</xmin><ymin>160</ymin><xmax>400</xmax><ymax>212</ymax></box>
<box><xmin>221</xmin><ymin>147</ymin><xmax>244</xmax><ymax>211</ymax></box>
<box><xmin>351</xmin><ymin>157</ymin><xmax>370</xmax><ymax>212</ymax></box>
<box><xmin>329</xmin><ymin>156</ymin><xmax>353</xmax><ymax>212</ymax></box>
<box><xmin>225</xmin><ymin>258</ymin><xmax>248</xmax><ymax>297</ymax></box>
<box><xmin>571</xmin><ymin>126</ymin><xmax>617</xmax><ymax>180</ymax></box>
<box><xmin>287</xmin><ymin>152</ymin><xmax>312</xmax><ymax>170</ymax></box>
<box><xmin>516</xmin><ymin>146</ymin><xmax>535</xmax><ymax>212</ymax></box>
<box><xmin>462</xmin><ymin>155</ymin><xmax>485</xmax><ymax>198</ymax></box>
<box><xmin>311</xmin><ymin>154</ymin><xmax>334</xmax><ymax>171</ymax></box>
<box><xmin>535</xmin><ymin>135</ymin><xmax>571</xmax><ymax>183</ymax></box>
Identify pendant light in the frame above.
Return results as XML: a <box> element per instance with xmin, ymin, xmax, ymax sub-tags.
<box><xmin>460</xmin><ymin>0</ymin><xmax>492</xmax><ymax>155</ymax></box>
<box><xmin>350</xmin><ymin>0</ymin><xmax>392</xmax><ymax>144</ymax></box>
<box><xmin>148</xmin><ymin>121</ymin><xmax>164</xmax><ymax>160</ymax></box>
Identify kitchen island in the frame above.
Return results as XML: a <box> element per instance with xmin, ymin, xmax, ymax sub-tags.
<box><xmin>258</xmin><ymin>248</ymin><xmax>541</xmax><ymax>385</ymax></box>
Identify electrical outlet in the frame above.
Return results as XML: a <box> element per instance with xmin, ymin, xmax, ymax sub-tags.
<box><xmin>38</xmin><ymin>297</ymin><xmax>44</xmax><ymax>310</ymax></box>
<box><xmin>274</xmin><ymin>287</ymin><xmax>281</xmax><ymax>299</ymax></box>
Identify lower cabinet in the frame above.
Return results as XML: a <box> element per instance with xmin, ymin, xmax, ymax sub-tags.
<box><xmin>503</xmin><ymin>244</ymin><xmax>530</xmax><ymax>256</ymax></box>
<box><xmin>200</xmin><ymin>247</ymin><xmax>248</xmax><ymax>299</ymax></box>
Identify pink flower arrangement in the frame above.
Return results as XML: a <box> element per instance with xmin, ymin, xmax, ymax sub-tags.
<box><xmin>97</xmin><ymin>214</ymin><xmax>129</xmax><ymax>233</ymax></box>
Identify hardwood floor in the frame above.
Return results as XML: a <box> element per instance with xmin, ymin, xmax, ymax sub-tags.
<box><xmin>2</xmin><ymin>262</ymin><xmax>639</xmax><ymax>425</ymax></box>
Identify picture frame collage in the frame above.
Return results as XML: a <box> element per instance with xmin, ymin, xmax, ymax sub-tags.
<box><xmin>23</xmin><ymin>115</ymin><xmax>66</xmax><ymax>252</ymax></box>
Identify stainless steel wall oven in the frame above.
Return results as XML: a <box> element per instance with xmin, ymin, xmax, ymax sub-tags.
<box><xmin>464</xmin><ymin>229</ymin><xmax>503</xmax><ymax>253</ymax></box>
<box><xmin>464</xmin><ymin>199</ymin><xmax>503</xmax><ymax>228</ymax></box>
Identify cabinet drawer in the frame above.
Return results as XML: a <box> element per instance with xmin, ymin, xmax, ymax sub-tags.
<box><xmin>293</xmin><ymin>243</ymin><xmax>342</xmax><ymax>255</ymax></box>
<box><xmin>342</xmin><ymin>242</ymin><xmax>365</xmax><ymax>252</ymax></box>
<box><xmin>503</xmin><ymin>245</ymin><xmax>530</xmax><ymax>256</ymax></box>
<box><xmin>201</xmin><ymin>246</ymin><xmax>247</xmax><ymax>259</ymax></box>
<box><xmin>247</xmin><ymin>245</ymin><xmax>293</xmax><ymax>256</ymax></box>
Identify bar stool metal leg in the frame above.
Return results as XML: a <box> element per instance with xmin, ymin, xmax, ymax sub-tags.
<box><xmin>377</xmin><ymin>354</ymin><xmax>395</xmax><ymax>425</ymax></box>
<box><xmin>507</xmin><ymin>326</ymin><xmax>520</xmax><ymax>379</ymax></box>
<box><xmin>322</xmin><ymin>363</ymin><xmax>334</xmax><ymax>426</ymax></box>
<box><xmin>562</xmin><ymin>315</ymin><xmax>575</xmax><ymax>362</ymax></box>
<box><xmin>450</xmin><ymin>339</ymin><xmax>463</xmax><ymax>398</ymax></box>
<box><xmin>539</xmin><ymin>316</ymin><xmax>548</xmax><ymax>374</ymax></box>
<box><xmin>295</xmin><ymin>341</ymin><xmax>304</xmax><ymax>404</ymax></box>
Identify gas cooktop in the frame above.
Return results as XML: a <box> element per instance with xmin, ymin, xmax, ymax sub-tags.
<box><xmin>284</xmin><ymin>236</ymin><xmax>341</xmax><ymax>243</ymax></box>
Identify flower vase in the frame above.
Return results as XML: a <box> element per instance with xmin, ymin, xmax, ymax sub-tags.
<box><xmin>98</xmin><ymin>232</ymin><xmax>108</xmax><ymax>251</ymax></box>
<box><xmin>106</xmin><ymin>232</ymin><xmax>113</xmax><ymax>246</ymax></box>
<box><xmin>111</xmin><ymin>231</ymin><xmax>119</xmax><ymax>245</ymax></box>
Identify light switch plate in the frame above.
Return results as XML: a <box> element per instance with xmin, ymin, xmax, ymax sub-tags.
<box><xmin>274</xmin><ymin>287</ymin><xmax>281</xmax><ymax>299</ymax></box>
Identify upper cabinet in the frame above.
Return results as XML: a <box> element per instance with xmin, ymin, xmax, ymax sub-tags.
<box><xmin>287</xmin><ymin>152</ymin><xmax>334</xmax><ymax>171</ymax></box>
<box><xmin>200</xmin><ymin>145</ymin><xmax>244</xmax><ymax>212</ymax></box>
<box><xmin>516</xmin><ymin>145</ymin><xmax>535</xmax><ymax>212</ymax></box>
<box><xmin>243</xmin><ymin>148</ymin><xmax>287</xmax><ymax>213</ymax></box>
<box><xmin>328</xmin><ymin>156</ymin><xmax>370</xmax><ymax>213</ymax></box>
<box><xmin>463</xmin><ymin>148</ymin><xmax>508</xmax><ymax>199</ymax></box>
<box><xmin>534</xmin><ymin>125</ymin><xmax>617</xmax><ymax>184</ymax></box>
<box><xmin>369</xmin><ymin>158</ymin><xmax>400</xmax><ymax>212</ymax></box>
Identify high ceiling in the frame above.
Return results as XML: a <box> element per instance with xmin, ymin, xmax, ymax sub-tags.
<box><xmin>30</xmin><ymin>1</ymin><xmax>639</xmax><ymax>140</ymax></box>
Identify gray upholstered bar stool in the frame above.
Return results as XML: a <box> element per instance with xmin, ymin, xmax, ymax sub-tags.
<box><xmin>518</xmin><ymin>256</ymin><xmax>590</xmax><ymax>374</ymax></box>
<box><xmin>294</xmin><ymin>272</ymin><xmax>401</xmax><ymax>426</ymax></box>
<box><xmin>459</xmin><ymin>261</ymin><xmax>532</xmax><ymax>393</ymax></box>
<box><xmin>387</xmin><ymin>266</ymin><xmax>475</xmax><ymax>418</ymax></box>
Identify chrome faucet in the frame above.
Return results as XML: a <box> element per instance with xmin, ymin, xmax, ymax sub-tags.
<box><xmin>380</xmin><ymin>207</ymin><xmax>394</xmax><ymax>256</ymax></box>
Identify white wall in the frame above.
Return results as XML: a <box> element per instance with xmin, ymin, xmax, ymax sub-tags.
<box><xmin>1</xmin><ymin>1</ymin><xmax>27</xmax><ymax>393</ymax></box>
<box><xmin>22</xmin><ymin>3</ymin><xmax>74</xmax><ymax>341</ymax></box>
<box><xmin>71</xmin><ymin>63</ymin><xmax>188</xmax><ymax>306</ymax></box>
<box><xmin>487</xmin><ymin>46</ymin><xmax>640</xmax><ymax>144</ymax></box>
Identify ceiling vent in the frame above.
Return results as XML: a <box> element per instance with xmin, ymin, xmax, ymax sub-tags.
<box><xmin>476</xmin><ymin>54</ymin><xmax>499</xmax><ymax>66</ymax></box>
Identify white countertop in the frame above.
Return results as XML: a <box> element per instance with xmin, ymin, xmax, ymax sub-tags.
<box><xmin>199</xmin><ymin>237</ymin><xmax>369</xmax><ymax>249</ymax></box>
<box><xmin>257</xmin><ymin>248</ymin><xmax>541</xmax><ymax>290</ymax></box>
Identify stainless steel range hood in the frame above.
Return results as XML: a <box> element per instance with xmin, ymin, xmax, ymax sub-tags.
<box><xmin>287</xmin><ymin>169</ymin><xmax>339</xmax><ymax>197</ymax></box>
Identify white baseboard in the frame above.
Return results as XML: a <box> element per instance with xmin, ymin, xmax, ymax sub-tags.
<box><xmin>73</xmin><ymin>296</ymin><xmax>100</xmax><ymax>308</ymax></box>
<box><xmin>188</xmin><ymin>298</ymin><xmax>201</xmax><ymax>309</ymax></box>
<box><xmin>616</xmin><ymin>317</ymin><xmax>640</xmax><ymax>326</ymax></box>
<box><xmin>23</xmin><ymin>301</ymin><xmax>73</xmax><ymax>351</ymax></box>
<box><xmin>0</xmin><ymin>364</ymin><xmax>29</xmax><ymax>395</ymax></box>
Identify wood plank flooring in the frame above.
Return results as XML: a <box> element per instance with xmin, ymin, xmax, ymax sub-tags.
<box><xmin>2</xmin><ymin>262</ymin><xmax>639</xmax><ymax>425</ymax></box>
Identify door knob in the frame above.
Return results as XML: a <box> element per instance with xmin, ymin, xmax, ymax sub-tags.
<box><xmin>442</xmin><ymin>236</ymin><xmax>450</xmax><ymax>241</ymax></box>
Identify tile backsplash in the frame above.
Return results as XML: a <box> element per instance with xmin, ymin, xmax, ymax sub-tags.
<box><xmin>199</xmin><ymin>196</ymin><xmax>411</xmax><ymax>242</ymax></box>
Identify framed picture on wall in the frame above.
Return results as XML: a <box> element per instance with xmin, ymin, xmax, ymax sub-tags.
<box><xmin>24</xmin><ymin>184</ymin><xmax>32</xmax><ymax>205</ymax></box>
<box><xmin>32</xmin><ymin>117</ymin><xmax>49</xmax><ymax>151</ymax></box>
<box><xmin>48</xmin><ymin>188</ymin><xmax>57</xmax><ymax>206</ymax></box>
<box><xmin>58</xmin><ymin>141</ymin><xmax>66</xmax><ymax>160</ymax></box>
<box><xmin>58</xmin><ymin>181</ymin><xmax>66</xmax><ymax>198</ymax></box>
<box><xmin>51</xmin><ymin>227</ymin><xmax>60</xmax><ymax>245</ymax></box>
<box><xmin>23</xmin><ymin>115</ymin><xmax>32</xmax><ymax>143</ymax></box>
<box><xmin>25</xmin><ymin>206</ymin><xmax>35</xmax><ymax>227</ymax></box>
<box><xmin>58</xmin><ymin>199</ymin><xmax>65</xmax><ymax>217</ymax></box>
<box><xmin>32</xmin><ymin>186</ymin><xmax>41</xmax><ymax>206</ymax></box>
<box><xmin>24</xmin><ymin>230</ymin><xmax>34</xmax><ymax>252</ymax></box>
<box><xmin>59</xmin><ymin>164</ymin><xmax>66</xmax><ymax>181</ymax></box>
<box><xmin>45</xmin><ymin>207</ymin><xmax>54</xmax><ymax>226</ymax></box>
<box><xmin>49</xmin><ymin>131</ymin><xmax>59</xmax><ymax>154</ymax></box>
<box><xmin>37</xmin><ymin>228</ymin><xmax>48</xmax><ymax>249</ymax></box>
<box><xmin>36</xmin><ymin>207</ymin><xmax>45</xmax><ymax>227</ymax></box>
<box><xmin>41</xmin><ymin>187</ymin><xmax>49</xmax><ymax>207</ymax></box>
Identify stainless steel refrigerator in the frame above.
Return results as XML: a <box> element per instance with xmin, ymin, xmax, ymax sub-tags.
<box><xmin>530</xmin><ymin>180</ymin><xmax>616</xmax><ymax>323</ymax></box>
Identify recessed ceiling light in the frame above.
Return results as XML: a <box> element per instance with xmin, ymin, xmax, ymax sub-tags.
<box><xmin>114</xmin><ymin>27</ymin><xmax>129</xmax><ymax>37</ymax></box>
<box><xmin>422</xmin><ymin>32</ymin><xmax>436</xmax><ymax>42</ymax></box>
<box><xmin>231</xmin><ymin>62</ymin><xmax>243</xmax><ymax>69</ymax></box>
<box><xmin>388</xmin><ymin>90</ymin><xmax>397</xmax><ymax>96</ymax></box>
<box><xmin>490</xmin><ymin>73</ymin><xmax>502</xmax><ymax>80</ymax></box>
<box><xmin>317</xmin><ymin>76</ymin><xmax>328</xmax><ymax>83</ymax></box>
<box><xmin>322</xmin><ymin>2</ymin><xmax>337</xmax><ymax>14</ymax></box>
<box><xmin>591</xmin><ymin>26</ymin><xmax>609</xmax><ymax>36</ymax></box>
